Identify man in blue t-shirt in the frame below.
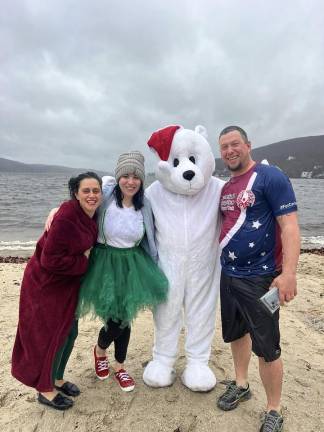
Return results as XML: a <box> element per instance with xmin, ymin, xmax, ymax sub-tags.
<box><xmin>216</xmin><ymin>126</ymin><xmax>300</xmax><ymax>432</ymax></box>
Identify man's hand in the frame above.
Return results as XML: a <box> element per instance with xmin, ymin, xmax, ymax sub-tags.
<box><xmin>272</xmin><ymin>272</ymin><xmax>297</xmax><ymax>305</ymax></box>
<box><xmin>45</xmin><ymin>207</ymin><xmax>59</xmax><ymax>231</ymax></box>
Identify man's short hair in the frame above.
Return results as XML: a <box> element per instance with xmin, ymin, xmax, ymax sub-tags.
<box><xmin>219</xmin><ymin>126</ymin><xmax>249</xmax><ymax>143</ymax></box>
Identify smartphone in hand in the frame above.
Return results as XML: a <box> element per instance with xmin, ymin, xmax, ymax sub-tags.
<box><xmin>259</xmin><ymin>287</ymin><xmax>280</xmax><ymax>314</ymax></box>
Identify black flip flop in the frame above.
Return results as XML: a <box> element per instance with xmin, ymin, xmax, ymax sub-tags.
<box><xmin>38</xmin><ymin>392</ymin><xmax>73</xmax><ymax>410</ymax></box>
<box><xmin>54</xmin><ymin>381</ymin><xmax>81</xmax><ymax>397</ymax></box>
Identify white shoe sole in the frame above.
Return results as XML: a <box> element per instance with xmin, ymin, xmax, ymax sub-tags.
<box><xmin>96</xmin><ymin>372</ymin><xmax>109</xmax><ymax>380</ymax></box>
<box><xmin>114</xmin><ymin>376</ymin><xmax>135</xmax><ymax>391</ymax></box>
<box><xmin>118</xmin><ymin>384</ymin><xmax>135</xmax><ymax>392</ymax></box>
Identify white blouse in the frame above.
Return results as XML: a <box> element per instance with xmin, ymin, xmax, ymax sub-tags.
<box><xmin>103</xmin><ymin>200</ymin><xmax>144</xmax><ymax>248</ymax></box>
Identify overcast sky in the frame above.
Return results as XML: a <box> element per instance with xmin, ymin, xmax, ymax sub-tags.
<box><xmin>1</xmin><ymin>0</ymin><xmax>323</xmax><ymax>172</ymax></box>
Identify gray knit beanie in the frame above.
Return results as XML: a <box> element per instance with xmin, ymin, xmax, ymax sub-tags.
<box><xmin>115</xmin><ymin>151</ymin><xmax>145</xmax><ymax>183</ymax></box>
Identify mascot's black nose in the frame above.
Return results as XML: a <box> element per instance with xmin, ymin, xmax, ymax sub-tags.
<box><xmin>183</xmin><ymin>170</ymin><xmax>195</xmax><ymax>181</ymax></box>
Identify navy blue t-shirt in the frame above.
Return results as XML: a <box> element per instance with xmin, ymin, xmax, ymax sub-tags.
<box><xmin>219</xmin><ymin>163</ymin><xmax>297</xmax><ymax>277</ymax></box>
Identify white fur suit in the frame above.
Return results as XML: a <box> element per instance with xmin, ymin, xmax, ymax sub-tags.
<box><xmin>143</xmin><ymin>125</ymin><xmax>224</xmax><ymax>391</ymax></box>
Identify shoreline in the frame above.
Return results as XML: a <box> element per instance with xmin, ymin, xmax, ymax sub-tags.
<box><xmin>1</xmin><ymin>247</ymin><xmax>324</xmax><ymax>264</ymax></box>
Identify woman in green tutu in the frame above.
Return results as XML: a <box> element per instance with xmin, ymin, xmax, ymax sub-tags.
<box><xmin>77</xmin><ymin>151</ymin><xmax>168</xmax><ymax>392</ymax></box>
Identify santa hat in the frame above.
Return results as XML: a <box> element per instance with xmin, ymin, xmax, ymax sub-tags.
<box><xmin>147</xmin><ymin>125</ymin><xmax>181</xmax><ymax>161</ymax></box>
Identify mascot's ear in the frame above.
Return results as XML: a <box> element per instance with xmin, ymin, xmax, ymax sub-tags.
<box><xmin>194</xmin><ymin>125</ymin><xmax>208</xmax><ymax>139</ymax></box>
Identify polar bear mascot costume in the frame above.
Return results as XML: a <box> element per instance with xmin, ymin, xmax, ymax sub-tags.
<box><xmin>143</xmin><ymin>125</ymin><xmax>224</xmax><ymax>392</ymax></box>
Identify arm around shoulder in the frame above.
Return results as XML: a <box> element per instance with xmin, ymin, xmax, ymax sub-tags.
<box><xmin>41</xmin><ymin>218</ymin><xmax>89</xmax><ymax>276</ymax></box>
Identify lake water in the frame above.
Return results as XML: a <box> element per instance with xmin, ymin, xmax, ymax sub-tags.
<box><xmin>0</xmin><ymin>173</ymin><xmax>323</xmax><ymax>256</ymax></box>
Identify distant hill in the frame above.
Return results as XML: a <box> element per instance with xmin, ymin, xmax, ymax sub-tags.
<box><xmin>0</xmin><ymin>157</ymin><xmax>107</xmax><ymax>176</ymax></box>
<box><xmin>215</xmin><ymin>135</ymin><xmax>324</xmax><ymax>178</ymax></box>
<box><xmin>1</xmin><ymin>134</ymin><xmax>323</xmax><ymax>179</ymax></box>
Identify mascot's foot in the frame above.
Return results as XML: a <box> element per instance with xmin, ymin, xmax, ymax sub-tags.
<box><xmin>143</xmin><ymin>360</ymin><xmax>176</xmax><ymax>388</ymax></box>
<box><xmin>181</xmin><ymin>363</ymin><xmax>216</xmax><ymax>392</ymax></box>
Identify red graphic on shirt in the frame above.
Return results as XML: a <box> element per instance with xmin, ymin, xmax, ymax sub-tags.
<box><xmin>236</xmin><ymin>189</ymin><xmax>255</xmax><ymax>210</ymax></box>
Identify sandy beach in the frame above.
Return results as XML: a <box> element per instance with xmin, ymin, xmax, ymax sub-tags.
<box><xmin>1</xmin><ymin>253</ymin><xmax>323</xmax><ymax>432</ymax></box>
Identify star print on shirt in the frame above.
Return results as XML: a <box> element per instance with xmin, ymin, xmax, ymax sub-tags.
<box><xmin>229</xmin><ymin>251</ymin><xmax>237</xmax><ymax>261</ymax></box>
<box><xmin>252</xmin><ymin>220</ymin><xmax>262</xmax><ymax>229</ymax></box>
<box><xmin>220</xmin><ymin>163</ymin><xmax>297</xmax><ymax>277</ymax></box>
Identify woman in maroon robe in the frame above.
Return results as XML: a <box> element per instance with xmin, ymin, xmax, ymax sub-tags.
<box><xmin>12</xmin><ymin>172</ymin><xmax>102</xmax><ymax>411</ymax></box>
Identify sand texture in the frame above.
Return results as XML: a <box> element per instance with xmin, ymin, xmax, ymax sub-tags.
<box><xmin>0</xmin><ymin>253</ymin><xmax>323</xmax><ymax>432</ymax></box>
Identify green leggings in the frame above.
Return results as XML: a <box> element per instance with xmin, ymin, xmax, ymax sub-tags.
<box><xmin>52</xmin><ymin>320</ymin><xmax>78</xmax><ymax>382</ymax></box>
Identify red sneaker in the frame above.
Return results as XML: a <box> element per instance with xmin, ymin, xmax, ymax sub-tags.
<box><xmin>93</xmin><ymin>346</ymin><xmax>109</xmax><ymax>380</ymax></box>
<box><xmin>114</xmin><ymin>369</ymin><xmax>135</xmax><ymax>392</ymax></box>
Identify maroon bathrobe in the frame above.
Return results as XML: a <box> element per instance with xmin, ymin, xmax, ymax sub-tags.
<box><xmin>11</xmin><ymin>199</ymin><xmax>98</xmax><ymax>392</ymax></box>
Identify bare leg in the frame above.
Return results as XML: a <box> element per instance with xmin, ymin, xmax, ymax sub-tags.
<box><xmin>259</xmin><ymin>357</ymin><xmax>283</xmax><ymax>412</ymax></box>
<box><xmin>40</xmin><ymin>390</ymin><xmax>59</xmax><ymax>400</ymax></box>
<box><xmin>231</xmin><ymin>333</ymin><xmax>252</xmax><ymax>387</ymax></box>
<box><xmin>96</xmin><ymin>345</ymin><xmax>107</xmax><ymax>356</ymax></box>
<box><xmin>114</xmin><ymin>361</ymin><xmax>124</xmax><ymax>372</ymax></box>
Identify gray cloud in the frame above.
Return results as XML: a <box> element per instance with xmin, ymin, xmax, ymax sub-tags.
<box><xmin>1</xmin><ymin>0</ymin><xmax>323</xmax><ymax>171</ymax></box>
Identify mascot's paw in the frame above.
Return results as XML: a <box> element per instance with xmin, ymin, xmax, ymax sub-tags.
<box><xmin>143</xmin><ymin>360</ymin><xmax>176</xmax><ymax>388</ymax></box>
<box><xmin>181</xmin><ymin>363</ymin><xmax>216</xmax><ymax>392</ymax></box>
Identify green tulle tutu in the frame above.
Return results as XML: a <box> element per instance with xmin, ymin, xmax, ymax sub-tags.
<box><xmin>77</xmin><ymin>243</ymin><xmax>168</xmax><ymax>324</ymax></box>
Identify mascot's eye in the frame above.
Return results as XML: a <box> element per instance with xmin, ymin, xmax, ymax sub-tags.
<box><xmin>189</xmin><ymin>156</ymin><xmax>196</xmax><ymax>164</ymax></box>
<box><xmin>173</xmin><ymin>158</ymin><xmax>179</xmax><ymax>167</ymax></box>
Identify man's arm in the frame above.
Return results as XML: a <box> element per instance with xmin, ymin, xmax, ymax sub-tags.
<box><xmin>273</xmin><ymin>211</ymin><xmax>300</xmax><ymax>304</ymax></box>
